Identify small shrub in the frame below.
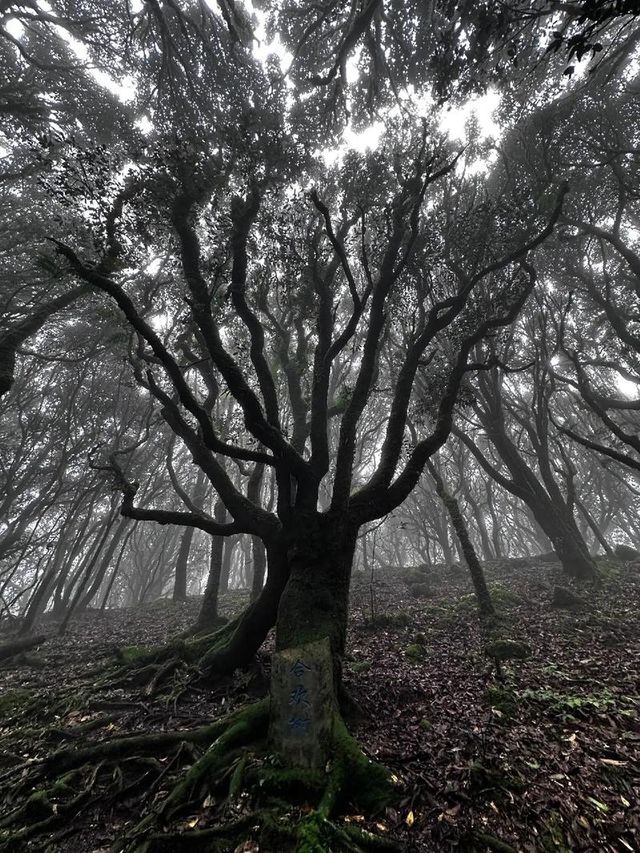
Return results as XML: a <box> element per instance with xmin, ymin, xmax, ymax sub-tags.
<box><xmin>405</xmin><ymin>643</ymin><xmax>426</xmax><ymax>661</ymax></box>
<box><xmin>484</xmin><ymin>686</ymin><xmax>518</xmax><ymax>718</ymax></box>
<box><xmin>350</xmin><ymin>660</ymin><xmax>372</xmax><ymax>674</ymax></box>
<box><xmin>362</xmin><ymin>611</ymin><xmax>413</xmax><ymax>629</ymax></box>
<box><xmin>484</xmin><ymin>639</ymin><xmax>531</xmax><ymax>662</ymax></box>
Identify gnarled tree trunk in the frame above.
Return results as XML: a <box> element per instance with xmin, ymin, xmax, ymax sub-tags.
<box><xmin>270</xmin><ymin>513</ymin><xmax>357</xmax><ymax>768</ymax></box>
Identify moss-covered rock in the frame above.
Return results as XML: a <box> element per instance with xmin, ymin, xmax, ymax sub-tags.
<box><xmin>484</xmin><ymin>639</ymin><xmax>531</xmax><ymax>662</ymax></box>
<box><xmin>115</xmin><ymin>644</ymin><xmax>153</xmax><ymax>664</ymax></box>
<box><xmin>409</xmin><ymin>583</ymin><xmax>433</xmax><ymax>599</ymax></box>
<box><xmin>403</xmin><ymin>567</ymin><xmax>430</xmax><ymax>586</ymax></box>
<box><xmin>405</xmin><ymin>644</ymin><xmax>426</xmax><ymax>661</ymax></box>
<box><xmin>484</xmin><ymin>686</ymin><xmax>518</xmax><ymax>718</ymax></box>
<box><xmin>362</xmin><ymin>612</ymin><xmax>412</xmax><ymax>630</ymax></box>
<box><xmin>489</xmin><ymin>582</ymin><xmax>525</xmax><ymax>608</ymax></box>
<box><xmin>350</xmin><ymin>660</ymin><xmax>372</xmax><ymax>674</ymax></box>
<box><xmin>454</xmin><ymin>583</ymin><xmax>522</xmax><ymax>616</ymax></box>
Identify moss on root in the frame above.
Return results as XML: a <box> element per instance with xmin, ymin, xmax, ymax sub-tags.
<box><xmin>0</xmin><ymin>692</ymin><xmax>399</xmax><ymax>853</ymax></box>
<box><xmin>109</xmin><ymin>620</ymin><xmax>241</xmax><ymax>694</ymax></box>
<box><xmin>126</xmin><ymin>706</ymin><xmax>396</xmax><ymax>853</ymax></box>
<box><xmin>250</xmin><ymin>766</ymin><xmax>325</xmax><ymax>798</ymax></box>
<box><xmin>142</xmin><ymin>701</ymin><xmax>269</xmax><ymax>827</ymax></box>
<box><xmin>326</xmin><ymin>715</ymin><xmax>393</xmax><ymax>813</ymax></box>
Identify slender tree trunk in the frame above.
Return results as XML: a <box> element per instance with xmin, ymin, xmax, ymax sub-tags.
<box><xmin>251</xmin><ymin>535</ymin><xmax>267</xmax><ymax>601</ymax></box>
<box><xmin>575</xmin><ymin>497</ymin><xmax>613</xmax><ymax>556</ymax></box>
<box><xmin>50</xmin><ymin>510</ymin><xmax>100</xmax><ymax>616</ymax></box>
<box><xmin>428</xmin><ymin>462</ymin><xmax>495</xmax><ymax>616</ymax></box>
<box><xmin>100</xmin><ymin>525</ymin><xmax>136</xmax><ymax>611</ymax></box>
<box><xmin>19</xmin><ymin>505</ymin><xmax>91</xmax><ymax>635</ymax></box>
<box><xmin>59</xmin><ymin>511</ymin><xmax>117</xmax><ymax>634</ymax></box>
<box><xmin>194</xmin><ymin>500</ymin><xmax>227</xmax><ymax>631</ymax></box>
<box><xmin>435</xmin><ymin>514</ymin><xmax>454</xmax><ymax>564</ymax></box>
<box><xmin>474</xmin><ymin>410</ymin><xmax>597</xmax><ymax>579</ymax></box>
<box><xmin>54</xmin><ymin>515</ymin><xmax>109</xmax><ymax>616</ymax></box>
<box><xmin>520</xmin><ymin>503</ymin><xmax>553</xmax><ymax>554</ymax></box>
<box><xmin>78</xmin><ymin>518</ymin><xmax>131</xmax><ymax>611</ymax></box>
<box><xmin>173</xmin><ymin>469</ymin><xmax>206</xmax><ymax>601</ymax></box>
<box><xmin>137</xmin><ymin>549</ymin><xmax>164</xmax><ymax>606</ymax></box>
<box><xmin>485</xmin><ymin>481</ymin><xmax>503</xmax><ymax>558</ymax></box>
<box><xmin>238</xmin><ymin>535</ymin><xmax>252</xmax><ymax>588</ymax></box>
<box><xmin>172</xmin><ymin>526</ymin><xmax>196</xmax><ymax>602</ymax></box>
<box><xmin>219</xmin><ymin>532</ymin><xmax>234</xmax><ymax>594</ymax></box>
<box><xmin>463</xmin><ymin>486</ymin><xmax>494</xmax><ymax>560</ymax></box>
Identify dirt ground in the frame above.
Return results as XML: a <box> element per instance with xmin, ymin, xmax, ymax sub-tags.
<box><xmin>1</xmin><ymin>556</ymin><xmax>638</xmax><ymax>852</ymax></box>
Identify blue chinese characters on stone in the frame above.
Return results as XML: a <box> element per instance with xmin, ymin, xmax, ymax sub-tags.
<box><xmin>289</xmin><ymin>684</ymin><xmax>310</xmax><ymax>707</ymax></box>
<box><xmin>289</xmin><ymin>659</ymin><xmax>310</xmax><ymax>679</ymax></box>
<box><xmin>287</xmin><ymin>714</ymin><xmax>311</xmax><ymax>734</ymax></box>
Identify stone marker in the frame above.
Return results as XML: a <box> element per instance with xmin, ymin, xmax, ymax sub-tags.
<box><xmin>269</xmin><ymin>637</ymin><xmax>336</xmax><ymax>769</ymax></box>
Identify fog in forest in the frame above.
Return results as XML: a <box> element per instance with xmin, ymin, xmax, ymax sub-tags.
<box><xmin>1</xmin><ymin>2</ymin><xmax>639</xmax><ymax>851</ymax></box>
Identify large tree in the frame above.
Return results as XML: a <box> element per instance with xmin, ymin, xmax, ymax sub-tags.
<box><xmin>1</xmin><ymin>0</ymin><xmax>628</xmax><ymax>847</ymax></box>
<box><xmin>43</xmin><ymin>33</ymin><xmax>569</xmax><ymax>775</ymax></box>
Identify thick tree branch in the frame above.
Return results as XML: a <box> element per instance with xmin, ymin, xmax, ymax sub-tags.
<box><xmin>0</xmin><ymin>284</ymin><xmax>91</xmax><ymax>397</ymax></box>
<box><xmin>353</xmin><ymin>261</ymin><xmax>541</xmax><ymax>521</ymax></box>
<box><xmin>170</xmin><ymin>191</ymin><xmax>311</xmax><ymax>484</ymax></box>
<box><xmin>50</xmin><ymin>239</ymin><xmax>272</xmax><ymax>467</ymax></box>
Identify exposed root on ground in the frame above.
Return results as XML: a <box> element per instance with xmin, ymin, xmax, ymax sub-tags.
<box><xmin>118</xmin><ymin>708</ymin><xmax>398</xmax><ymax>853</ymax></box>
<box><xmin>0</xmin><ymin>695</ymin><xmax>401</xmax><ymax>853</ymax></box>
<box><xmin>104</xmin><ymin>618</ymin><xmax>241</xmax><ymax>695</ymax></box>
<box><xmin>0</xmin><ymin>633</ymin><xmax>47</xmax><ymax>663</ymax></box>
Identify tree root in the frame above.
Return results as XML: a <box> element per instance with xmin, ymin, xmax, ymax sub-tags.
<box><xmin>0</xmin><ymin>705</ymin><xmax>252</xmax><ymax>795</ymax></box>
<box><xmin>0</xmin><ymin>687</ymin><xmax>94</xmax><ymax>750</ymax></box>
<box><xmin>0</xmin><ymin>698</ymin><xmax>400</xmax><ymax>853</ymax></box>
<box><xmin>0</xmin><ymin>712</ymin><xmax>123</xmax><ymax>757</ymax></box>
<box><xmin>124</xmin><ymin>708</ymin><xmax>399</xmax><ymax>853</ymax></box>
<box><xmin>280</xmin><ymin>714</ymin><xmax>398</xmax><ymax>853</ymax></box>
<box><xmin>0</xmin><ymin>633</ymin><xmax>46</xmax><ymax>663</ymax></box>
<box><xmin>104</xmin><ymin>619</ymin><xmax>241</xmax><ymax>695</ymax></box>
<box><xmin>113</xmin><ymin>620</ymin><xmax>237</xmax><ymax>672</ymax></box>
<box><xmin>472</xmin><ymin>832</ymin><xmax>518</xmax><ymax>853</ymax></box>
<box><xmin>115</xmin><ymin>701</ymin><xmax>270</xmax><ymax>850</ymax></box>
<box><xmin>137</xmin><ymin>813</ymin><xmax>268</xmax><ymax>852</ymax></box>
<box><xmin>0</xmin><ymin>764</ymin><xmax>102</xmax><ymax>850</ymax></box>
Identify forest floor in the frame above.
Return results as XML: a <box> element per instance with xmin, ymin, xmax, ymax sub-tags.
<box><xmin>0</xmin><ymin>555</ymin><xmax>639</xmax><ymax>852</ymax></box>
